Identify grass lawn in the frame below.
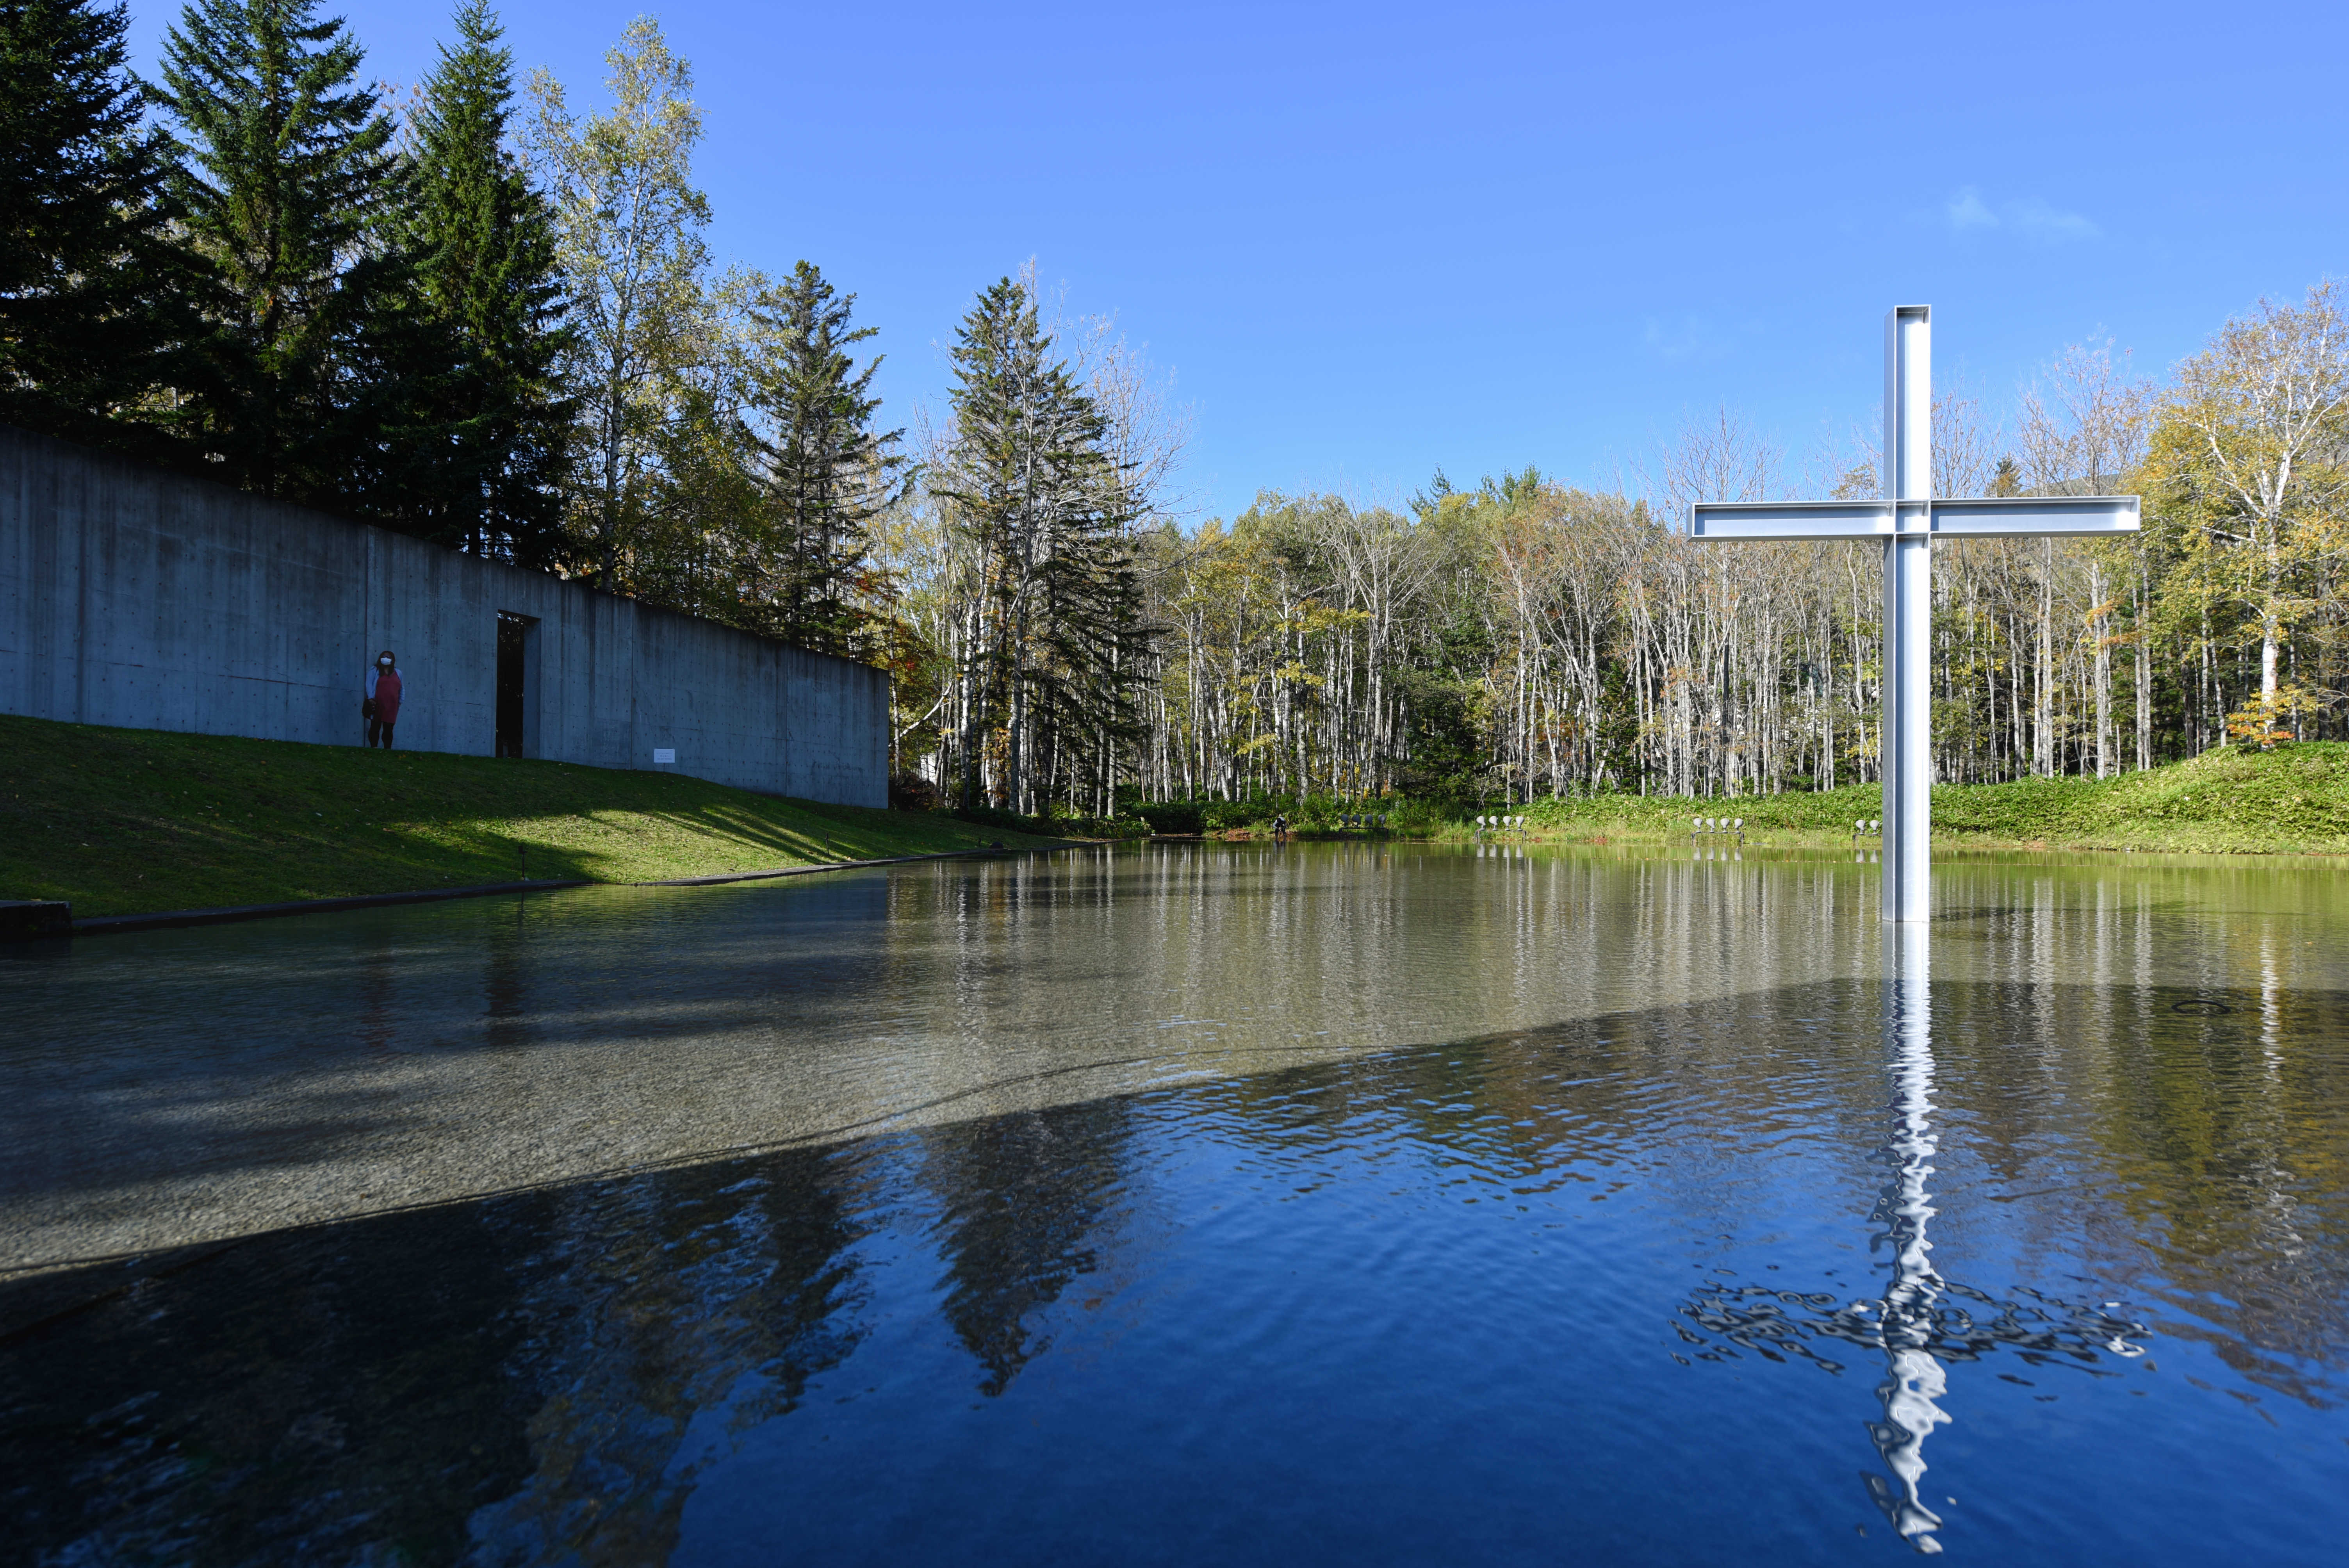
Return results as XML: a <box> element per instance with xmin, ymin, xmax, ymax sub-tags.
<box><xmin>1445</xmin><ymin>741</ymin><xmax>2349</xmax><ymax>853</ymax></box>
<box><xmin>0</xmin><ymin>714</ymin><xmax>1062</xmax><ymax>918</ymax></box>
<box><xmin>11</xmin><ymin>715</ymin><xmax>2345</xmax><ymax>920</ymax></box>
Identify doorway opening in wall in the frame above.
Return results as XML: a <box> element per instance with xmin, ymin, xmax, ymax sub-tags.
<box><xmin>496</xmin><ymin>611</ymin><xmax>536</xmax><ymax>757</ymax></box>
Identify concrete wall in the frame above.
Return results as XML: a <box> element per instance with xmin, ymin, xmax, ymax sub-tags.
<box><xmin>0</xmin><ymin>426</ymin><xmax>888</xmax><ymax>806</ymax></box>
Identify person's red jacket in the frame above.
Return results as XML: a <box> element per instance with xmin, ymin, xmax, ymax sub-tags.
<box><xmin>372</xmin><ymin>668</ymin><xmax>403</xmax><ymax>725</ymax></box>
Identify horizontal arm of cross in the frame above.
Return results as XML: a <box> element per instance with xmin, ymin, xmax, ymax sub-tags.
<box><xmin>1688</xmin><ymin>495</ymin><xmax>2139</xmax><ymax>541</ymax></box>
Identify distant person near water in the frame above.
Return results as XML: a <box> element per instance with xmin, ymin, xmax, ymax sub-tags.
<box><xmin>1271</xmin><ymin>813</ymin><xmax>1289</xmax><ymax>842</ymax></box>
<box><xmin>363</xmin><ymin>651</ymin><xmax>403</xmax><ymax>748</ymax></box>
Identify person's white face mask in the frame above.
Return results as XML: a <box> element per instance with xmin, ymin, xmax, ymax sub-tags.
<box><xmin>378</xmin><ymin>659</ymin><xmax>392</xmax><ymax>667</ymax></box>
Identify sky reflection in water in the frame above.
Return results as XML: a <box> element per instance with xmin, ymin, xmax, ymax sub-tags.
<box><xmin>3</xmin><ymin>843</ymin><xmax>2345</xmax><ymax>1565</ymax></box>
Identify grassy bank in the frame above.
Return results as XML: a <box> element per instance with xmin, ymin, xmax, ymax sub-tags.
<box><xmin>0</xmin><ymin>714</ymin><xmax>1061</xmax><ymax>918</ymax></box>
<box><xmin>10</xmin><ymin>716</ymin><xmax>2343</xmax><ymax>921</ymax></box>
<box><xmin>1174</xmin><ymin>743</ymin><xmax>2349</xmax><ymax>854</ymax></box>
<box><xmin>1488</xmin><ymin>743</ymin><xmax>2349</xmax><ymax>852</ymax></box>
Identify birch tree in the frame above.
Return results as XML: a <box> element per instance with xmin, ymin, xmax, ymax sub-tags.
<box><xmin>2163</xmin><ymin>283</ymin><xmax>2349</xmax><ymax>738</ymax></box>
<box><xmin>526</xmin><ymin>16</ymin><xmax>709</xmax><ymax>589</ymax></box>
<box><xmin>2017</xmin><ymin>343</ymin><xmax>2152</xmax><ymax>772</ymax></box>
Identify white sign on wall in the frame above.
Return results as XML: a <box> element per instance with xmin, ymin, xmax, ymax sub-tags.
<box><xmin>652</xmin><ymin>748</ymin><xmax>676</xmax><ymax>764</ymax></box>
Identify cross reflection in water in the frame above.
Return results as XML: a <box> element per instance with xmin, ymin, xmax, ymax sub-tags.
<box><xmin>1869</xmin><ymin>921</ymin><xmax>1951</xmax><ymax>1551</ymax></box>
<box><xmin>1675</xmin><ymin>924</ymin><xmax>2152</xmax><ymax>1554</ymax></box>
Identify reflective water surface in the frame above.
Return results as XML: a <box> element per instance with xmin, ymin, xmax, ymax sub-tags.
<box><xmin>3</xmin><ymin>843</ymin><xmax>2346</xmax><ymax>1564</ymax></box>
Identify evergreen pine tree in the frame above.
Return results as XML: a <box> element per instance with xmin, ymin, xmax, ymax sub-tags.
<box><xmin>745</xmin><ymin>260</ymin><xmax>904</xmax><ymax>654</ymax></box>
<box><xmin>0</xmin><ymin>0</ymin><xmax>188</xmax><ymax>458</ymax></box>
<box><xmin>380</xmin><ymin>0</ymin><xmax>570</xmax><ymax>562</ymax></box>
<box><xmin>937</xmin><ymin>276</ymin><xmax>1149</xmax><ymax>813</ymax></box>
<box><xmin>152</xmin><ymin>0</ymin><xmax>397</xmax><ymax>502</ymax></box>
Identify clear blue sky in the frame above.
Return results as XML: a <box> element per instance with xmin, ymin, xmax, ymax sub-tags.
<box><xmin>128</xmin><ymin>0</ymin><xmax>2349</xmax><ymax>520</ymax></box>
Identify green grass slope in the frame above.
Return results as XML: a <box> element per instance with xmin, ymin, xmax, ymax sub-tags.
<box><xmin>1468</xmin><ymin>743</ymin><xmax>2349</xmax><ymax>853</ymax></box>
<box><xmin>0</xmin><ymin>714</ymin><xmax>1059</xmax><ymax>917</ymax></box>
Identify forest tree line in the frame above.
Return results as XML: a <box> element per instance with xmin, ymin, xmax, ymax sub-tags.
<box><xmin>4</xmin><ymin>0</ymin><xmax>1164</xmax><ymax>813</ymax></box>
<box><xmin>7</xmin><ymin>1</ymin><xmax>2347</xmax><ymax>815</ymax></box>
<box><xmin>889</xmin><ymin>288</ymin><xmax>2349</xmax><ymax>813</ymax></box>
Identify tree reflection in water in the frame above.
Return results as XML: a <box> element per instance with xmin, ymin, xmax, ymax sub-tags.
<box><xmin>920</xmin><ymin>1099</ymin><xmax>1136</xmax><ymax>1396</ymax></box>
<box><xmin>0</xmin><ymin>1146</ymin><xmax>875</xmax><ymax>1568</ymax></box>
<box><xmin>6</xmin><ymin>847</ymin><xmax>2347</xmax><ymax>1564</ymax></box>
<box><xmin>466</xmin><ymin>1150</ymin><xmax>875</xmax><ymax>1563</ymax></box>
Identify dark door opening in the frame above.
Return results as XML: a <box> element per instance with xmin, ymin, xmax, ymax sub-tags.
<box><xmin>496</xmin><ymin>611</ymin><xmax>535</xmax><ymax>756</ymax></box>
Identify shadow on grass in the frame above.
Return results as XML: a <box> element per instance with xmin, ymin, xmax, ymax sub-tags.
<box><xmin>2</xmin><ymin>713</ymin><xmax>1052</xmax><ymax>914</ymax></box>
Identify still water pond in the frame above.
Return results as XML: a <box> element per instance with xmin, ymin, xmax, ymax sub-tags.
<box><xmin>3</xmin><ymin>843</ymin><xmax>2346</xmax><ymax>1564</ymax></box>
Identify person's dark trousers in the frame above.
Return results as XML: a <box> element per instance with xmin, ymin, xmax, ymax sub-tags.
<box><xmin>368</xmin><ymin>719</ymin><xmax>396</xmax><ymax>748</ymax></box>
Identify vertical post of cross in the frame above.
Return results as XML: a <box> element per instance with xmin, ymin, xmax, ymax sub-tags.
<box><xmin>1882</xmin><ymin>306</ymin><xmax>1933</xmax><ymax>923</ymax></box>
<box><xmin>1689</xmin><ymin>308</ymin><xmax>2135</xmax><ymax>925</ymax></box>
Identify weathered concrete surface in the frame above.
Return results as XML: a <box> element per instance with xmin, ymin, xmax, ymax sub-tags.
<box><xmin>0</xmin><ymin>424</ymin><xmax>886</xmax><ymax>805</ymax></box>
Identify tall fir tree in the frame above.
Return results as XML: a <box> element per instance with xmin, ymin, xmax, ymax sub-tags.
<box><xmin>0</xmin><ymin>0</ymin><xmax>189</xmax><ymax>459</ymax></box>
<box><xmin>745</xmin><ymin>260</ymin><xmax>903</xmax><ymax>654</ymax></box>
<box><xmin>937</xmin><ymin>276</ymin><xmax>1148</xmax><ymax>813</ymax></box>
<box><xmin>379</xmin><ymin>0</ymin><xmax>570</xmax><ymax>562</ymax></box>
<box><xmin>152</xmin><ymin>0</ymin><xmax>398</xmax><ymax>502</ymax></box>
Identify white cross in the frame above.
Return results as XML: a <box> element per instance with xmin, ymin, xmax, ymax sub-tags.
<box><xmin>1690</xmin><ymin>306</ymin><xmax>2140</xmax><ymax>921</ymax></box>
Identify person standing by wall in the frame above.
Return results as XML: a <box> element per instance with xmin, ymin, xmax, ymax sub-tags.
<box><xmin>364</xmin><ymin>651</ymin><xmax>403</xmax><ymax>748</ymax></box>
